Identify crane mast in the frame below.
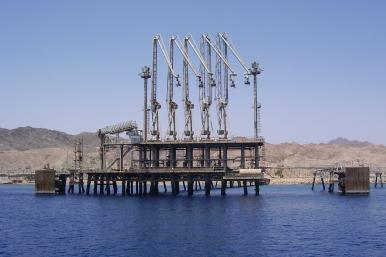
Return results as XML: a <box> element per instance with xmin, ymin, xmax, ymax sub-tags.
<box><xmin>174</xmin><ymin>37</ymin><xmax>201</xmax><ymax>139</ymax></box>
<box><xmin>166</xmin><ymin>37</ymin><xmax>178</xmax><ymax>140</ymax></box>
<box><xmin>215</xmin><ymin>35</ymin><xmax>228</xmax><ymax>138</ymax></box>
<box><xmin>183</xmin><ymin>35</ymin><xmax>216</xmax><ymax>139</ymax></box>
<box><xmin>218</xmin><ymin>33</ymin><xmax>262</xmax><ymax>138</ymax></box>
<box><xmin>150</xmin><ymin>37</ymin><xmax>161</xmax><ymax>140</ymax></box>
<box><xmin>182</xmin><ymin>39</ymin><xmax>194</xmax><ymax>139</ymax></box>
<box><xmin>203</xmin><ymin>33</ymin><xmax>238</xmax><ymax>139</ymax></box>
<box><xmin>199</xmin><ymin>34</ymin><xmax>216</xmax><ymax>139</ymax></box>
<box><xmin>147</xmin><ymin>33</ymin><xmax>261</xmax><ymax>141</ymax></box>
<box><xmin>151</xmin><ymin>35</ymin><xmax>181</xmax><ymax>141</ymax></box>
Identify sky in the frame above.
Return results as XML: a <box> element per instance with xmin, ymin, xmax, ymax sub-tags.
<box><xmin>0</xmin><ymin>0</ymin><xmax>385</xmax><ymax>144</ymax></box>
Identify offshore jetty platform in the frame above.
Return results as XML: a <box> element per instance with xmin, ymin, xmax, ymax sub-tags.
<box><xmin>35</xmin><ymin>33</ymin><xmax>370</xmax><ymax>196</ymax></box>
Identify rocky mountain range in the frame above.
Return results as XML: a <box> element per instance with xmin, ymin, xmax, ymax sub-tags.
<box><xmin>0</xmin><ymin>127</ymin><xmax>100</xmax><ymax>151</ymax></box>
<box><xmin>0</xmin><ymin>127</ymin><xmax>385</xmax><ymax>172</ymax></box>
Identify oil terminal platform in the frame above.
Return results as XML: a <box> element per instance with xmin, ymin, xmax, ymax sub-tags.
<box><xmin>85</xmin><ymin>137</ymin><xmax>268</xmax><ymax>196</ymax></box>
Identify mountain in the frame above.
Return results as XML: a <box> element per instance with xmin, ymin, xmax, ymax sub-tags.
<box><xmin>0</xmin><ymin>127</ymin><xmax>99</xmax><ymax>151</ymax></box>
<box><xmin>327</xmin><ymin>137</ymin><xmax>374</xmax><ymax>147</ymax></box>
<box><xmin>264</xmin><ymin>142</ymin><xmax>386</xmax><ymax>167</ymax></box>
<box><xmin>0</xmin><ymin>127</ymin><xmax>386</xmax><ymax>172</ymax></box>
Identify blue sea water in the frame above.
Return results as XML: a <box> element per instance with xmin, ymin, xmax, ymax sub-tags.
<box><xmin>1</xmin><ymin>184</ymin><xmax>386</xmax><ymax>257</ymax></box>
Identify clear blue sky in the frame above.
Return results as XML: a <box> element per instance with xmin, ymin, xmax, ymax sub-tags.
<box><xmin>1</xmin><ymin>0</ymin><xmax>385</xmax><ymax>144</ymax></box>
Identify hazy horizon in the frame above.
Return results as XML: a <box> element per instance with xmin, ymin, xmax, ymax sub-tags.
<box><xmin>1</xmin><ymin>0</ymin><xmax>385</xmax><ymax>144</ymax></box>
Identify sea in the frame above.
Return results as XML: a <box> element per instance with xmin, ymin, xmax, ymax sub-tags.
<box><xmin>1</xmin><ymin>184</ymin><xmax>386</xmax><ymax>257</ymax></box>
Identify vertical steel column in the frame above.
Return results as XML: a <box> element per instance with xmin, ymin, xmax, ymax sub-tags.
<box><xmin>254</xmin><ymin>145</ymin><xmax>259</xmax><ymax>169</ymax></box>
<box><xmin>240</xmin><ymin>146</ymin><xmax>245</xmax><ymax>168</ymax></box>
<box><xmin>201</xmin><ymin>148</ymin><xmax>205</xmax><ymax>167</ymax></box>
<box><xmin>170</xmin><ymin>146</ymin><xmax>176</xmax><ymax>168</ymax></box>
<box><xmin>120</xmin><ymin>145</ymin><xmax>124</xmax><ymax>171</ymax></box>
<box><xmin>99</xmin><ymin>135</ymin><xmax>105</xmax><ymax>170</ymax></box>
<box><xmin>250</xmin><ymin>62</ymin><xmax>261</xmax><ymax>139</ymax></box>
<box><xmin>222</xmin><ymin>145</ymin><xmax>228</xmax><ymax>170</ymax></box>
<box><xmin>187</xmin><ymin>146</ymin><xmax>193</xmax><ymax>169</ymax></box>
<box><xmin>155</xmin><ymin>146</ymin><xmax>159</xmax><ymax>167</ymax></box>
<box><xmin>205</xmin><ymin>145</ymin><xmax>211</xmax><ymax>167</ymax></box>
<box><xmin>140</xmin><ymin>66</ymin><xmax>151</xmax><ymax>142</ymax></box>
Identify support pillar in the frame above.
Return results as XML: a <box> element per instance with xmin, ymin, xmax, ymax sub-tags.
<box><xmin>99</xmin><ymin>177</ymin><xmax>104</xmax><ymax>195</ymax></box>
<box><xmin>143</xmin><ymin>181</ymin><xmax>147</xmax><ymax>195</ymax></box>
<box><xmin>243</xmin><ymin>181</ymin><xmax>248</xmax><ymax>196</ymax></box>
<box><xmin>221</xmin><ymin>180</ymin><xmax>226</xmax><ymax>196</ymax></box>
<box><xmin>122</xmin><ymin>179</ymin><xmax>126</xmax><ymax>195</ymax></box>
<box><xmin>106</xmin><ymin>177</ymin><xmax>111</xmax><ymax>195</ymax></box>
<box><xmin>78</xmin><ymin>173</ymin><xmax>84</xmax><ymax>194</ymax></box>
<box><xmin>86</xmin><ymin>179</ymin><xmax>91</xmax><ymax>195</ymax></box>
<box><xmin>126</xmin><ymin>180</ymin><xmax>131</xmax><ymax>195</ymax></box>
<box><xmin>93</xmin><ymin>177</ymin><xmax>98</xmax><ymax>195</ymax></box>
<box><xmin>205</xmin><ymin>178</ymin><xmax>211</xmax><ymax>196</ymax></box>
<box><xmin>311</xmin><ymin>172</ymin><xmax>316</xmax><ymax>190</ymax></box>
<box><xmin>138</xmin><ymin>179</ymin><xmax>143</xmax><ymax>195</ymax></box>
<box><xmin>188</xmin><ymin>179</ymin><xmax>194</xmax><ymax>197</ymax></box>
<box><xmin>113</xmin><ymin>180</ymin><xmax>117</xmax><ymax>195</ymax></box>
<box><xmin>176</xmin><ymin>180</ymin><xmax>180</xmax><ymax>194</ymax></box>
<box><xmin>155</xmin><ymin>181</ymin><xmax>159</xmax><ymax>194</ymax></box>
<box><xmin>254</xmin><ymin>180</ymin><xmax>260</xmax><ymax>196</ymax></box>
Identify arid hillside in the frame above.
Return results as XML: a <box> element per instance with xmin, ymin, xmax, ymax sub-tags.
<box><xmin>264</xmin><ymin>141</ymin><xmax>386</xmax><ymax>167</ymax></box>
<box><xmin>0</xmin><ymin>127</ymin><xmax>385</xmax><ymax>172</ymax></box>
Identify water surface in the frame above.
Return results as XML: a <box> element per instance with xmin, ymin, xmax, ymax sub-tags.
<box><xmin>1</xmin><ymin>184</ymin><xmax>385</xmax><ymax>257</ymax></box>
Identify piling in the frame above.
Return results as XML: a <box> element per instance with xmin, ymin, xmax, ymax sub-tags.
<box><xmin>243</xmin><ymin>181</ymin><xmax>248</xmax><ymax>195</ymax></box>
<box><xmin>221</xmin><ymin>180</ymin><xmax>226</xmax><ymax>196</ymax></box>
